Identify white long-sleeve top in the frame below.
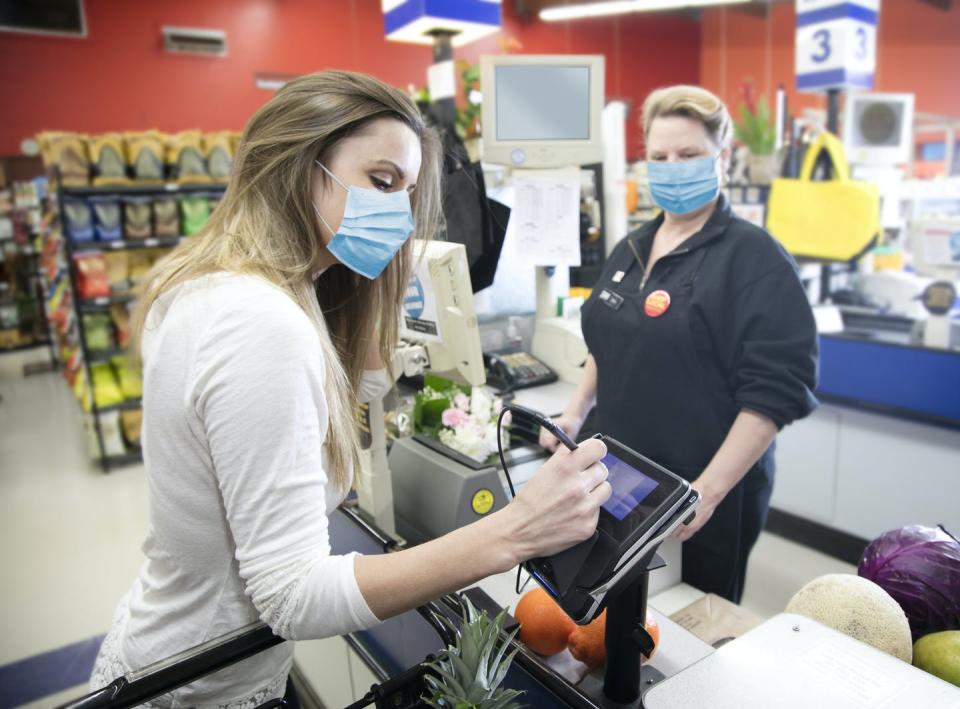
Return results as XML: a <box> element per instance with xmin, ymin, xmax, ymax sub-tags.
<box><xmin>90</xmin><ymin>273</ymin><xmax>384</xmax><ymax>708</ymax></box>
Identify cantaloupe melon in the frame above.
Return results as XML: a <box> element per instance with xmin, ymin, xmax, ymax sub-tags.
<box><xmin>785</xmin><ymin>573</ymin><xmax>913</xmax><ymax>663</ymax></box>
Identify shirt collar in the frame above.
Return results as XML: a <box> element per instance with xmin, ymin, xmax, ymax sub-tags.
<box><xmin>631</xmin><ymin>193</ymin><xmax>733</xmax><ymax>260</ymax></box>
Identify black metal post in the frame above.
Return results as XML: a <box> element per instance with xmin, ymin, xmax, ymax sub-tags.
<box><xmin>818</xmin><ymin>87</ymin><xmax>842</xmax><ymax>304</ymax></box>
<box><xmin>603</xmin><ymin>571</ymin><xmax>651</xmax><ymax>704</ymax></box>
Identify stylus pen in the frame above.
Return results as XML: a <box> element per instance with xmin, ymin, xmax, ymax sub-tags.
<box><xmin>506</xmin><ymin>404</ymin><xmax>579</xmax><ymax>451</ymax></box>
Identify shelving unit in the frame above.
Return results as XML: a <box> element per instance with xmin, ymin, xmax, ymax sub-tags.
<box><xmin>56</xmin><ymin>180</ymin><xmax>226</xmax><ymax>471</ymax></box>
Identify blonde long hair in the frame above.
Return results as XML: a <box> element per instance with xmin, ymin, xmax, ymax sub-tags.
<box><xmin>133</xmin><ymin>71</ymin><xmax>443</xmax><ymax>491</ymax></box>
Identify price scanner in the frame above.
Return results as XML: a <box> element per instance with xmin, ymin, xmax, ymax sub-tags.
<box><xmin>499</xmin><ymin>406</ymin><xmax>701</xmax><ymax>625</ymax></box>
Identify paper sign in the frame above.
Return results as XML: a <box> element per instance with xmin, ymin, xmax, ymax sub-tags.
<box><xmin>921</xmin><ymin>226</ymin><xmax>960</xmax><ymax>266</ymax></box>
<box><xmin>795</xmin><ymin>0</ymin><xmax>878</xmax><ymax>92</ymax></box>
<box><xmin>510</xmin><ymin>168</ymin><xmax>581</xmax><ymax>267</ymax></box>
<box><xmin>427</xmin><ymin>60</ymin><xmax>456</xmax><ymax>101</ymax></box>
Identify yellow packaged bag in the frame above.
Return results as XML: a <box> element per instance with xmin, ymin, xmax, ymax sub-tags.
<box><xmin>166</xmin><ymin>130</ymin><xmax>210</xmax><ymax>184</ymax></box>
<box><xmin>203</xmin><ymin>131</ymin><xmax>234</xmax><ymax>182</ymax></box>
<box><xmin>124</xmin><ymin>130</ymin><xmax>166</xmax><ymax>183</ymax></box>
<box><xmin>37</xmin><ymin>132</ymin><xmax>90</xmax><ymax>186</ymax></box>
<box><xmin>90</xmin><ymin>133</ymin><xmax>129</xmax><ymax>185</ymax></box>
<box><xmin>766</xmin><ymin>131</ymin><xmax>880</xmax><ymax>262</ymax></box>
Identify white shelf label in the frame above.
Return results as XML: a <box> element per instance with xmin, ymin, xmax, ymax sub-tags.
<box><xmin>144</xmin><ymin>238</ymin><xmax>159</xmax><ymax>247</ymax></box>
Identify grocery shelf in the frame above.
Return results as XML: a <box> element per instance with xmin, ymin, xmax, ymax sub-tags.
<box><xmin>95</xmin><ymin>398</ymin><xmax>142</xmax><ymax>414</ymax></box>
<box><xmin>62</xmin><ymin>182</ymin><xmax>227</xmax><ymax>197</ymax></box>
<box><xmin>102</xmin><ymin>451</ymin><xmax>143</xmax><ymax>471</ymax></box>
<box><xmin>0</xmin><ymin>340</ymin><xmax>52</xmax><ymax>354</ymax></box>
<box><xmin>78</xmin><ymin>293</ymin><xmax>137</xmax><ymax>311</ymax></box>
<box><xmin>72</xmin><ymin>236</ymin><xmax>186</xmax><ymax>253</ymax></box>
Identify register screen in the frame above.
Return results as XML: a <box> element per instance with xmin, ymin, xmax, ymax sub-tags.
<box><xmin>601</xmin><ymin>453</ymin><xmax>659</xmax><ymax>521</ymax></box>
<box><xmin>495</xmin><ymin>65</ymin><xmax>590</xmax><ymax>141</ymax></box>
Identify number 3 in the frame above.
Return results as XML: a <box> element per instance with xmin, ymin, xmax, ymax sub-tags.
<box><xmin>811</xmin><ymin>29</ymin><xmax>831</xmax><ymax>63</ymax></box>
<box><xmin>855</xmin><ymin>26</ymin><xmax>868</xmax><ymax>60</ymax></box>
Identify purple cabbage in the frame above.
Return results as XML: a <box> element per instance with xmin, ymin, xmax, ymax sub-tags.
<box><xmin>858</xmin><ymin>525</ymin><xmax>960</xmax><ymax>642</ymax></box>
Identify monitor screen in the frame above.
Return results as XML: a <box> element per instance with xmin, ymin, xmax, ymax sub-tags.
<box><xmin>495</xmin><ymin>65</ymin><xmax>591</xmax><ymax>141</ymax></box>
<box><xmin>601</xmin><ymin>452</ymin><xmax>659</xmax><ymax>522</ymax></box>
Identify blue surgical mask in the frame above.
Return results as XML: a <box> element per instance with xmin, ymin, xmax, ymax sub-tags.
<box><xmin>314</xmin><ymin>161</ymin><xmax>415</xmax><ymax>280</ymax></box>
<box><xmin>646</xmin><ymin>155</ymin><xmax>720</xmax><ymax>215</ymax></box>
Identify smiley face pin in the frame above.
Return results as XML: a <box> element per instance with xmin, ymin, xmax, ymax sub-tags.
<box><xmin>644</xmin><ymin>290</ymin><xmax>671</xmax><ymax>318</ymax></box>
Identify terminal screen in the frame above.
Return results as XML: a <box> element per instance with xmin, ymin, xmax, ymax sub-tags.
<box><xmin>495</xmin><ymin>65</ymin><xmax>590</xmax><ymax>141</ymax></box>
<box><xmin>601</xmin><ymin>453</ymin><xmax>659</xmax><ymax>521</ymax></box>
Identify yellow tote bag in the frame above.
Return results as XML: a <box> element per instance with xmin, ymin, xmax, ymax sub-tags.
<box><xmin>766</xmin><ymin>131</ymin><xmax>880</xmax><ymax>262</ymax></box>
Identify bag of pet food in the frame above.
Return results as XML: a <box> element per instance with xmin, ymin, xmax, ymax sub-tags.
<box><xmin>90</xmin><ymin>196</ymin><xmax>122</xmax><ymax>241</ymax></box>
<box><xmin>204</xmin><ymin>131</ymin><xmax>234</xmax><ymax>182</ymax></box>
<box><xmin>90</xmin><ymin>133</ymin><xmax>129</xmax><ymax>185</ymax></box>
<box><xmin>63</xmin><ymin>198</ymin><xmax>95</xmax><ymax>241</ymax></box>
<box><xmin>124</xmin><ymin>130</ymin><xmax>166</xmax><ymax>183</ymax></box>
<box><xmin>179</xmin><ymin>196</ymin><xmax>210</xmax><ymax>236</ymax></box>
<box><xmin>37</xmin><ymin>132</ymin><xmax>90</xmax><ymax>186</ymax></box>
<box><xmin>123</xmin><ymin>196</ymin><xmax>152</xmax><ymax>239</ymax></box>
<box><xmin>166</xmin><ymin>130</ymin><xmax>210</xmax><ymax>184</ymax></box>
<box><xmin>74</xmin><ymin>253</ymin><xmax>111</xmax><ymax>300</ymax></box>
<box><xmin>153</xmin><ymin>197</ymin><xmax>179</xmax><ymax>236</ymax></box>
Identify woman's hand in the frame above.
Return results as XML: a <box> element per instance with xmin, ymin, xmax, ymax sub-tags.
<box><xmin>673</xmin><ymin>478</ymin><xmax>723</xmax><ymax>542</ymax></box>
<box><xmin>538</xmin><ymin>413</ymin><xmax>584</xmax><ymax>452</ymax></box>
<box><xmin>500</xmin><ymin>437</ymin><xmax>612</xmax><ymax>563</ymax></box>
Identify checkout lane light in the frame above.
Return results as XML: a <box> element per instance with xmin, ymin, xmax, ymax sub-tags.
<box><xmin>540</xmin><ymin>0</ymin><xmax>750</xmax><ymax>21</ymax></box>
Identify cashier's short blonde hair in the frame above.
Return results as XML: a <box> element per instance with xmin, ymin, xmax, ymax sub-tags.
<box><xmin>642</xmin><ymin>85</ymin><xmax>733</xmax><ymax>149</ymax></box>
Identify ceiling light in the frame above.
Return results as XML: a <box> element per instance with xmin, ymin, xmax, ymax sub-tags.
<box><xmin>540</xmin><ymin>0</ymin><xmax>751</xmax><ymax>22</ymax></box>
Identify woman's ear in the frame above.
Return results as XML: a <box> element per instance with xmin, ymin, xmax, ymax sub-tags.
<box><xmin>719</xmin><ymin>144</ymin><xmax>734</xmax><ymax>184</ymax></box>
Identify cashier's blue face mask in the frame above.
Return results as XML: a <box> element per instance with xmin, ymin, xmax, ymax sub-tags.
<box><xmin>314</xmin><ymin>161</ymin><xmax>415</xmax><ymax>280</ymax></box>
<box><xmin>646</xmin><ymin>155</ymin><xmax>720</xmax><ymax>215</ymax></box>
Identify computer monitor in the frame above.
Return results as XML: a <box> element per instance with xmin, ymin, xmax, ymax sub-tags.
<box><xmin>481</xmin><ymin>54</ymin><xmax>605</xmax><ymax>169</ymax></box>
<box><xmin>401</xmin><ymin>240</ymin><xmax>486</xmax><ymax>387</ymax></box>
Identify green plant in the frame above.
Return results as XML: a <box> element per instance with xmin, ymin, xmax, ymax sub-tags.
<box><xmin>423</xmin><ymin>598</ymin><xmax>525</xmax><ymax>709</ymax></box>
<box><xmin>734</xmin><ymin>81</ymin><xmax>776</xmax><ymax>155</ymax></box>
<box><xmin>456</xmin><ymin>61</ymin><xmax>483</xmax><ymax>140</ymax></box>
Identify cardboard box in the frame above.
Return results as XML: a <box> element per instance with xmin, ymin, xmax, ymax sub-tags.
<box><xmin>669</xmin><ymin>593</ymin><xmax>764</xmax><ymax>648</ymax></box>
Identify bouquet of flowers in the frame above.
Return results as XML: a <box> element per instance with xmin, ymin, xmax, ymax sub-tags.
<box><xmin>415</xmin><ymin>375</ymin><xmax>511</xmax><ymax>463</ymax></box>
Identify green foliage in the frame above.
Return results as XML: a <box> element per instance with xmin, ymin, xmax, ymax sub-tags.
<box><xmin>423</xmin><ymin>598</ymin><xmax>525</xmax><ymax>709</ymax></box>
<box><xmin>414</xmin><ymin>374</ymin><xmax>471</xmax><ymax>433</ymax></box>
<box><xmin>734</xmin><ymin>95</ymin><xmax>776</xmax><ymax>155</ymax></box>
<box><xmin>456</xmin><ymin>61</ymin><xmax>483</xmax><ymax>140</ymax></box>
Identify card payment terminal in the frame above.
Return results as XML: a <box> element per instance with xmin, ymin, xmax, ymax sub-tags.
<box><xmin>523</xmin><ymin>436</ymin><xmax>700</xmax><ymax>624</ymax></box>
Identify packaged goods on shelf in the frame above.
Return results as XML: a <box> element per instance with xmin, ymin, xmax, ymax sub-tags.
<box><xmin>89</xmin><ymin>196</ymin><xmax>122</xmax><ymax>241</ymax></box>
<box><xmin>179</xmin><ymin>196</ymin><xmax>210</xmax><ymax>235</ymax></box>
<box><xmin>74</xmin><ymin>253</ymin><xmax>111</xmax><ymax>299</ymax></box>
<box><xmin>120</xmin><ymin>409</ymin><xmax>142</xmax><ymax>448</ymax></box>
<box><xmin>110</xmin><ymin>303</ymin><xmax>131</xmax><ymax>349</ymax></box>
<box><xmin>103</xmin><ymin>252</ymin><xmax>130</xmax><ymax>292</ymax></box>
<box><xmin>167</xmin><ymin>130</ymin><xmax>210</xmax><ymax>183</ymax></box>
<box><xmin>37</xmin><ymin>132</ymin><xmax>90</xmax><ymax>186</ymax></box>
<box><xmin>204</xmin><ymin>131</ymin><xmax>234</xmax><ymax>182</ymax></box>
<box><xmin>91</xmin><ymin>362</ymin><xmax>124</xmax><ymax>408</ymax></box>
<box><xmin>122</xmin><ymin>196</ymin><xmax>153</xmax><ymax>239</ymax></box>
<box><xmin>89</xmin><ymin>133</ymin><xmax>128</xmax><ymax>186</ymax></box>
<box><xmin>63</xmin><ymin>198</ymin><xmax>94</xmax><ymax>241</ymax></box>
<box><xmin>127</xmin><ymin>251</ymin><xmax>153</xmax><ymax>284</ymax></box>
<box><xmin>153</xmin><ymin>197</ymin><xmax>179</xmax><ymax>236</ymax></box>
<box><xmin>124</xmin><ymin>130</ymin><xmax>165</xmax><ymax>183</ymax></box>
<box><xmin>112</xmin><ymin>355</ymin><xmax>142</xmax><ymax>399</ymax></box>
<box><xmin>82</xmin><ymin>313</ymin><xmax>113</xmax><ymax>352</ymax></box>
<box><xmin>97</xmin><ymin>410</ymin><xmax>127</xmax><ymax>457</ymax></box>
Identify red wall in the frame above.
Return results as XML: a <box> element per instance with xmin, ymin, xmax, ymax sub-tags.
<box><xmin>0</xmin><ymin>0</ymin><xmax>701</xmax><ymax>160</ymax></box>
<box><xmin>700</xmin><ymin>1</ymin><xmax>960</xmax><ymax>128</ymax></box>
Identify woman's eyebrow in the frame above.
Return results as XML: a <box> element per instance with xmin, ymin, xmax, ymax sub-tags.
<box><xmin>369</xmin><ymin>159</ymin><xmax>405</xmax><ymax>181</ymax></box>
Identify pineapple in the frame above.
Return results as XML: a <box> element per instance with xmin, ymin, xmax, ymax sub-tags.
<box><xmin>423</xmin><ymin>597</ymin><xmax>526</xmax><ymax>709</ymax></box>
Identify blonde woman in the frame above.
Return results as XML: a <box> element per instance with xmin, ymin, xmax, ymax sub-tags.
<box><xmin>542</xmin><ymin>85</ymin><xmax>818</xmax><ymax>604</ymax></box>
<box><xmin>90</xmin><ymin>71</ymin><xmax>611</xmax><ymax>707</ymax></box>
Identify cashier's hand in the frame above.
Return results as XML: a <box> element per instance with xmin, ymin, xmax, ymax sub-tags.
<box><xmin>538</xmin><ymin>414</ymin><xmax>584</xmax><ymax>452</ymax></box>
<box><xmin>673</xmin><ymin>479</ymin><xmax>722</xmax><ymax>542</ymax></box>
<box><xmin>503</xmin><ymin>438</ymin><xmax>612</xmax><ymax>563</ymax></box>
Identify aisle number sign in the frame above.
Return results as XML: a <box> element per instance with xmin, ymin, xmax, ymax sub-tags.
<box><xmin>795</xmin><ymin>0</ymin><xmax>879</xmax><ymax>92</ymax></box>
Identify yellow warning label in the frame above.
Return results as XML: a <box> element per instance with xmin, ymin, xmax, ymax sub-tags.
<box><xmin>471</xmin><ymin>488</ymin><xmax>495</xmax><ymax>515</ymax></box>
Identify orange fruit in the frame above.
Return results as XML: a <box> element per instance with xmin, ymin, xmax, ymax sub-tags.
<box><xmin>515</xmin><ymin>587</ymin><xmax>577</xmax><ymax>656</ymax></box>
<box><xmin>567</xmin><ymin>610</ymin><xmax>660</xmax><ymax>669</ymax></box>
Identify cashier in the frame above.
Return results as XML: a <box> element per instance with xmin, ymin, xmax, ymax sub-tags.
<box><xmin>542</xmin><ymin>85</ymin><xmax>818</xmax><ymax>603</ymax></box>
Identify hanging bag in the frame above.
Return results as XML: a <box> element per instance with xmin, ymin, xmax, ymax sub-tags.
<box><xmin>766</xmin><ymin>131</ymin><xmax>880</xmax><ymax>262</ymax></box>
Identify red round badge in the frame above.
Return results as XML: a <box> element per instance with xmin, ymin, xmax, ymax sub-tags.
<box><xmin>644</xmin><ymin>290</ymin><xmax>671</xmax><ymax>318</ymax></box>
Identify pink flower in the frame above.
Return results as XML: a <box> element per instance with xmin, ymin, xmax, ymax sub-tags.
<box><xmin>454</xmin><ymin>393</ymin><xmax>470</xmax><ymax>411</ymax></box>
<box><xmin>442</xmin><ymin>407</ymin><xmax>470</xmax><ymax>428</ymax></box>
